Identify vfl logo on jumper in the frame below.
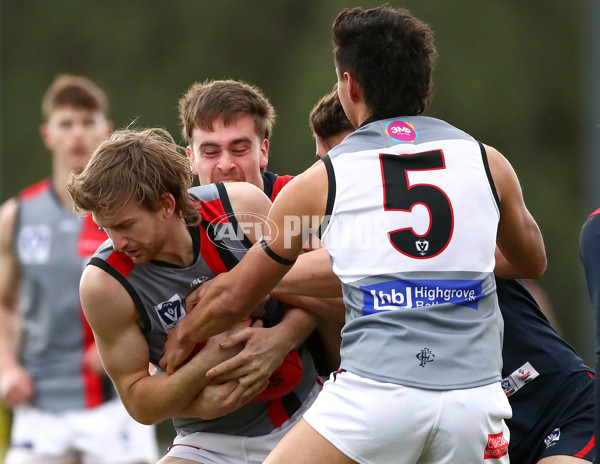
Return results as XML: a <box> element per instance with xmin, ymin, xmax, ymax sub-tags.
<box><xmin>18</xmin><ymin>225</ymin><xmax>51</xmax><ymax>264</ymax></box>
<box><xmin>385</xmin><ymin>120</ymin><xmax>417</xmax><ymax>142</ymax></box>
<box><xmin>416</xmin><ymin>348</ymin><xmax>435</xmax><ymax>367</ymax></box>
<box><xmin>155</xmin><ymin>294</ymin><xmax>186</xmax><ymax>331</ymax></box>
<box><xmin>361</xmin><ymin>279</ymin><xmax>484</xmax><ymax>315</ymax></box>
<box><xmin>501</xmin><ymin>362</ymin><xmax>539</xmax><ymax>397</ymax></box>
<box><xmin>544</xmin><ymin>428</ymin><xmax>560</xmax><ymax>448</ymax></box>
<box><xmin>416</xmin><ymin>239</ymin><xmax>429</xmax><ymax>255</ymax></box>
<box><xmin>484</xmin><ymin>432</ymin><xmax>508</xmax><ymax>460</ymax></box>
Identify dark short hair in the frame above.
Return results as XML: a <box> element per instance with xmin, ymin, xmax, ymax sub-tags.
<box><xmin>333</xmin><ymin>5</ymin><xmax>436</xmax><ymax>118</ymax></box>
<box><xmin>179</xmin><ymin>79</ymin><xmax>275</xmax><ymax>144</ymax></box>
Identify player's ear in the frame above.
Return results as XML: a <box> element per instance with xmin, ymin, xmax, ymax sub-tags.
<box><xmin>345</xmin><ymin>72</ymin><xmax>362</xmax><ymax>103</ymax></box>
<box><xmin>159</xmin><ymin>193</ymin><xmax>176</xmax><ymax>218</ymax></box>
<box><xmin>40</xmin><ymin>123</ymin><xmax>52</xmax><ymax>150</ymax></box>
<box><xmin>259</xmin><ymin>139</ymin><xmax>269</xmax><ymax>169</ymax></box>
<box><xmin>186</xmin><ymin>146</ymin><xmax>199</xmax><ymax>175</ymax></box>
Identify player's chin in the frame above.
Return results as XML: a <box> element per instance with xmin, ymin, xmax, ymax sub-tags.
<box><xmin>129</xmin><ymin>253</ymin><xmax>152</xmax><ymax>265</ymax></box>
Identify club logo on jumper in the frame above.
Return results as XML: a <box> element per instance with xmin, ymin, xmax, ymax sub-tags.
<box><xmin>360</xmin><ymin>279</ymin><xmax>484</xmax><ymax>315</ymax></box>
<box><xmin>385</xmin><ymin>120</ymin><xmax>417</xmax><ymax>142</ymax></box>
<box><xmin>18</xmin><ymin>225</ymin><xmax>51</xmax><ymax>264</ymax></box>
<box><xmin>484</xmin><ymin>432</ymin><xmax>508</xmax><ymax>460</ymax></box>
<box><xmin>544</xmin><ymin>428</ymin><xmax>560</xmax><ymax>448</ymax></box>
<box><xmin>155</xmin><ymin>294</ymin><xmax>186</xmax><ymax>331</ymax></box>
<box><xmin>416</xmin><ymin>348</ymin><xmax>435</xmax><ymax>367</ymax></box>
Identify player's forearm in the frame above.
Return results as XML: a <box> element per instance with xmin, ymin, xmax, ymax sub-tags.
<box><xmin>117</xmin><ymin>355</ymin><xmax>213</xmax><ymax>425</ymax></box>
<box><xmin>272</xmin><ymin>249</ymin><xmax>342</xmax><ymax>298</ymax></box>
<box><xmin>275</xmin><ymin>295</ymin><xmax>345</xmax><ymax>323</ymax></box>
<box><xmin>276</xmin><ymin>306</ymin><xmax>319</xmax><ymax>350</ymax></box>
<box><xmin>0</xmin><ymin>304</ymin><xmax>20</xmax><ymax>373</ymax></box>
<box><xmin>117</xmin><ymin>337</ymin><xmax>243</xmax><ymax>425</ymax></box>
<box><xmin>172</xmin><ymin>391</ymin><xmax>238</xmax><ymax>421</ymax></box>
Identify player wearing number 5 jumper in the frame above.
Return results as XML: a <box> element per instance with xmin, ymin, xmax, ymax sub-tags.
<box><xmin>161</xmin><ymin>6</ymin><xmax>546</xmax><ymax>464</ymax></box>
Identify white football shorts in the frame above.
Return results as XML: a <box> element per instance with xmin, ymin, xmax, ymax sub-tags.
<box><xmin>303</xmin><ymin>370</ymin><xmax>512</xmax><ymax>464</ymax></box>
<box><xmin>4</xmin><ymin>398</ymin><xmax>159</xmax><ymax>464</ymax></box>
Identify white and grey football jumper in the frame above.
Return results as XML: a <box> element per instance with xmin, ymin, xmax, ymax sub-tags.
<box><xmin>319</xmin><ymin>116</ymin><xmax>503</xmax><ymax>390</ymax></box>
<box><xmin>14</xmin><ymin>179</ymin><xmax>114</xmax><ymax>412</ymax></box>
<box><xmin>90</xmin><ymin>183</ymin><xmax>318</xmax><ymax>437</ymax></box>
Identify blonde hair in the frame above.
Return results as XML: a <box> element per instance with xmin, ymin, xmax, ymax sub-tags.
<box><xmin>67</xmin><ymin>127</ymin><xmax>198</xmax><ymax>223</ymax></box>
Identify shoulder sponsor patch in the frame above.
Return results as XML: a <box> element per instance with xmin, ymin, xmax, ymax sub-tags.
<box><xmin>385</xmin><ymin>120</ymin><xmax>417</xmax><ymax>143</ymax></box>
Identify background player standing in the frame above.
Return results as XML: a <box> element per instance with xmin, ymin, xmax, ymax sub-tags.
<box><xmin>0</xmin><ymin>75</ymin><xmax>158</xmax><ymax>464</ymax></box>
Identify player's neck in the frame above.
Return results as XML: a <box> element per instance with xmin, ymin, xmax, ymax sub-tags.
<box><xmin>51</xmin><ymin>169</ymin><xmax>74</xmax><ymax>210</ymax></box>
<box><xmin>155</xmin><ymin>220</ymin><xmax>195</xmax><ymax>267</ymax></box>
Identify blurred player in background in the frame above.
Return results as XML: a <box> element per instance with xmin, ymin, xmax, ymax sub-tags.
<box><xmin>0</xmin><ymin>75</ymin><xmax>158</xmax><ymax>464</ymax></box>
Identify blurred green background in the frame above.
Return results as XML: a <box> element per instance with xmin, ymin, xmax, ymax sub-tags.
<box><xmin>1</xmin><ymin>0</ymin><xmax>600</xmax><ymax>453</ymax></box>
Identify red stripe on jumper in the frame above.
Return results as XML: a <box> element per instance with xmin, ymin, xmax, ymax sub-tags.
<box><xmin>76</xmin><ymin>211</ymin><xmax>110</xmax><ymax>408</ymax></box>
<box><xmin>201</xmin><ymin>198</ymin><xmax>228</xmax><ymax>224</ymax></box>
<box><xmin>267</xmin><ymin>398</ymin><xmax>291</xmax><ymax>428</ymax></box>
<box><xmin>77</xmin><ymin>214</ymin><xmax>108</xmax><ymax>257</ymax></box>
<box><xmin>590</xmin><ymin>208</ymin><xmax>600</xmax><ymax>217</ymax></box>
<box><xmin>574</xmin><ymin>435</ymin><xmax>595</xmax><ymax>458</ymax></box>
<box><xmin>106</xmin><ymin>251</ymin><xmax>135</xmax><ymax>277</ymax></box>
<box><xmin>19</xmin><ymin>179</ymin><xmax>51</xmax><ymax>201</ymax></box>
<box><xmin>80</xmin><ymin>306</ymin><xmax>103</xmax><ymax>408</ymax></box>
<box><xmin>270</xmin><ymin>175</ymin><xmax>294</xmax><ymax>201</ymax></box>
<box><xmin>199</xmin><ymin>225</ymin><xmax>228</xmax><ymax>275</ymax></box>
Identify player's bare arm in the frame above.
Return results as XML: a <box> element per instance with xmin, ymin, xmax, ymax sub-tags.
<box><xmin>271</xmin><ymin>248</ymin><xmax>342</xmax><ymax>298</ymax></box>
<box><xmin>485</xmin><ymin>144</ymin><xmax>547</xmax><ymax>279</ymax></box>
<box><xmin>0</xmin><ymin>198</ymin><xmax>35</xmax><ymax>408</ymax></box>
<box><xmin>80</xmin><ymin>264</ymin><xmax>243</xmax><ymax>425</ymax></box>
<box><xmin>161</xmin><ymin>162</ymin><xmax>329</xmax><ymax>373</ymax></box>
